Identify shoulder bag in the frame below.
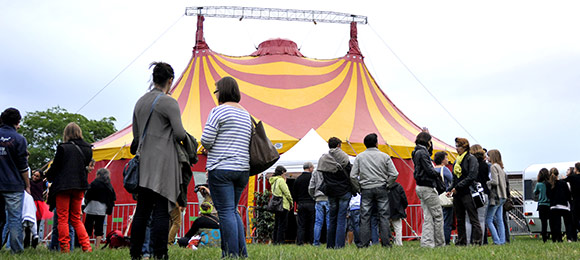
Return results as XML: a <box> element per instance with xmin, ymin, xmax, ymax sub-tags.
<box><xmin>470</xmin><ymin>181</ymin><xmax>487</xmax><ymax>208</ymax></box>
<box><xmin>438</xmin><ymin>167</ymin><xmax>453</xmax><ymax>207</ymax></box>
<box><xmin>266</xmin><ymin>179</ymin><xmax>284</xmax><ymax>212</ymax></box>
<box><xmin>249</xmin><ymin>117</ymin><xmax>280</xmax><ymax>176</ymax></box>
<box><xmin>123</xmin><ymin>93</ymin><xmax>163</xmax><ymax>194</ymax></box>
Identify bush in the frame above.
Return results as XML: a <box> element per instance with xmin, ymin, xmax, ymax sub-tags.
<box><xmin>252</xmin><ymin>191</ymin><xmax>275</xmax><ymax>243</ymax></box>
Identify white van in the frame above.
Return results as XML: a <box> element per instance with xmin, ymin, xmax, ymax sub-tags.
<box><xmin>523</xmin><ymin>161</ymin><xmax>576</xmax><ymax>233</ymax></box>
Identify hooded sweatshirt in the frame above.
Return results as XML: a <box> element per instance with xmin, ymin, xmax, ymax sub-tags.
<box><xmin>316</xmin><ymin>148</ymin><xmax>352</xmax><ymax>197</ymax></box>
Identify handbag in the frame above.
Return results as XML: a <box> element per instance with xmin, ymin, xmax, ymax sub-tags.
<box><xmin>438</xmin><ymin>167</ymin><xmax>453</xmax><ymax>207</ymax></box>
<box><xmin>249</xmin><ymin>117</ymin><xmax>280</xmax><ymax>176</ymax></box>
<box><xmin>470</xmin><ymin>182</ymin><xmax>486</xmax><ymax>208</ymax></box>
<box><xmin>266</xmin><ymin>180</ymin><xmax>284</xmax><ymax>212</ymax></box>
<box><xmin>123</xmin><ymin>93</ymin><xmax>163</xmax><ymax>194</ymax></box>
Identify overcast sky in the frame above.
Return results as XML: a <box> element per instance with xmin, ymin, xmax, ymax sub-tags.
<box><xmin>1</xmin><ymin>0</ymin><xmax>579</xmax><ymax>171</ymax></box>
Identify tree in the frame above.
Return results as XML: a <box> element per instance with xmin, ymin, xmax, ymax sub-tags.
<box><xmin>19</xmin><ymin>106</ymin><xmax>117</xmax><ymax>170</ymax></box>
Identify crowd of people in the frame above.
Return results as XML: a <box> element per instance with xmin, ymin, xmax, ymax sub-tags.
<box><xmin>534</xmin><ymin>163</ymin><xmax>580</xmax><ymax>243</ymax></box>
<box><xmin>2</xmin><ymin>62</ymin><xmax>579</xmax><ymax>259</ymax></box>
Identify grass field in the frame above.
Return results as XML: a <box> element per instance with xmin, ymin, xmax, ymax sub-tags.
<box><xmin>1</xmin><ymin>236</ymin><xmax>579</xmax><ymax>259</ymax></box>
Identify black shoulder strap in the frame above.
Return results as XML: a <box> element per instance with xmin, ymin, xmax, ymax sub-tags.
<box><xmin>70</xmin><ymin>141</ymin><xmax>86</xmax><ymax>162</ymax></box>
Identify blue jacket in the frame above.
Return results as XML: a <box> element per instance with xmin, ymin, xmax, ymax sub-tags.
<box><xmin>0</xmin><ymin>125</ymin><xmax>29</xmax><ymax>192</ymax></box>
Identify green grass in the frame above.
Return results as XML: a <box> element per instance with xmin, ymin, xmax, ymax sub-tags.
<box><xmin>2</xmin><ymin>236</ymin><xmax>579</xmax><ymax>259</ymax></box>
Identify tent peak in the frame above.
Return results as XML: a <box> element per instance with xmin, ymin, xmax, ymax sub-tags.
<box><xmin>251</xmin><ymin>38</ymin><xmax>304</xmax><ymax>57</ymax></box>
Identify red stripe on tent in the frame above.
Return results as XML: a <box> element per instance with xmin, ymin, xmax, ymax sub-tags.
<box><xmin>93</xmin><ymin>125</ymin><xmax>132</xmax><ymax>146</ymax></box>
<box><xmin>199</xmin><ymin>59</ymin><xmax>215</xmax><ymax>126</ymax></box>
<box><xmin>206</xmin><ymin>60</ymin><xmax>355</xmax><ymax>139</ymax></box>
<box><xmin>211</xmin><ymin>56</ymin><xmax>349</xmax><ymax>90</ymax></box>
<box><xmin>218</xmin><ymin>53</ymin><xmax>341</xmax><ymax>67</ymax></box>
<box><xmin>349</xmin><ymin>64</ymin><xmax>383</xmax><ymax>143</ymax></box>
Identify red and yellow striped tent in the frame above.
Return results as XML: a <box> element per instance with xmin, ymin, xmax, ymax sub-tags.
<box><xmin>92</xmin><ymin>16</ymin><xmax>456</xmax><ymax>237</ymax></box>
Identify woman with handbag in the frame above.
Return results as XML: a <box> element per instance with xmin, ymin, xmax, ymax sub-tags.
<box><xmin>129</xmin><ymin>62</ymin><xmax>186</xmax><ymax>260</ymax></box>
<box><xmin>466</xmin><ymin>144</ymin><xmax>489</xmax><ymax>245</ymax></box>
<box><xmin>45</xmin><ymin>122</ymin><xmax>93</xmax><ymax>253</ymax></box>
<box><xmin>447</xmin><ymin>137</ymin><xmax>482</xmax><ymax>246</ymax></box>
<box><xmin>201</xmin><ymin>76</ymin><xmax>252</xmax><ymax>258</ymax></box>
<box><xmin>485</xmin><ymin>149</ymin><xmax>507</xmax><ymax>245</ymax></box>
<box><xmin>412</xmin><ymin>132</ymin><xmax>445</xmax><ymax>248</ymax></box>
<box><xmin>434</xmin><ymin>151</ymin><xmax>453</xmax><ymax>245</ymax></box>
<box><xmin>269</xmin><ymin>166</ymin><xmax>293</xmax><ymax>244</ymax></box>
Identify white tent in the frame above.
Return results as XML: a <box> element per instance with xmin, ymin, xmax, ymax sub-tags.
<box><xmin>266</xmin><ymin>128</ymin><xmax>330</xmax><ymax>174</ymax></box>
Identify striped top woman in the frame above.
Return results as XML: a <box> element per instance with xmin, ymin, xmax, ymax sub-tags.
<box><xmin>201</xmin><ymin>76</ymin><xmax>252</xmax><ymax>258</ymax></box>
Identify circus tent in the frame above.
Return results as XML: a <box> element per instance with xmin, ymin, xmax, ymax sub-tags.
<box><xmin>91</xmin><ymin>15</ymin><xmax>456</xmax><ymax>237</ymax></box>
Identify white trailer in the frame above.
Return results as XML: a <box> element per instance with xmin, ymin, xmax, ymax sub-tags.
<box><xmin>523</xmin><ymin>161</ymin><xmax>576</xmax><ymax>233</ymax></box>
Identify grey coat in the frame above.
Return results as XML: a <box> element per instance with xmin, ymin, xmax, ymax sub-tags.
<box><xmin>132</xmin><ymin>89</ymin><xmax>186</xmax><ymax>208</ymax></box>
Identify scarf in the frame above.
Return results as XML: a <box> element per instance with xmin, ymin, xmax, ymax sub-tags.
<box><xmin>453</xmin><ymin>151</ymin><xmax>467</xmax><ymax>178</ymax></box>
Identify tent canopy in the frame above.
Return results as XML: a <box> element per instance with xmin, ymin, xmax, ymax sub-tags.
<box><xmin>93</xmin><ymin>16</ymin><xmax>455</xmax><ymax>162</ymax></box>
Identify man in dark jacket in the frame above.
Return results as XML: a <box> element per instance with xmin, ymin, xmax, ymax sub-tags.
<box><xmin>448</xmin><ymin>137</ymin><xmax>481</xmax><ymax>246</ymax></box>
<box><xmin>293</xmin><ymin>162</ymin><xmax>316</xmax><ymax>245</ymax></box>
<box><xmin>316</xmin><ymin>137</ymin><xmax>352</xmax><ymax>249</ymax></box>
<box><xmin>0</xmin><ymin>108</ymin><xmax>30</xmax><ymax>254</ymax></box>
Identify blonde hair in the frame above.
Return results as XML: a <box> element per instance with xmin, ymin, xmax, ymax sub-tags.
<box><xmin>487</xmin><ymin>149</ymin><xmax>504</xmax><ymax>169</ymax></box>
<box><xmin>63</xmin><ymin>122</ymin><xmax>83</xmax><ymax>143</ymax></box>
<box><xmin>470</xmin><ymin>144</ymin><xmax>485</xmax><ymax>160</ymax></box>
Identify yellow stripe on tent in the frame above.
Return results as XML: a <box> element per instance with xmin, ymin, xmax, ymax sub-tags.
<box><xmin>208</xmin><ymin>56</ymin><xmax>352</xmax><ymax>110</ymax></box>
<box><xmin>171</xmin><ymin>57</ymin><xmax>195</xmax><ymax>100</ymax></box>
<box><xmin>316</xmin><ymin>63</ymin><xmax>357</xmax><ymax>140</ymax></box>
<box><xmin>181</xmin><ymin>58</ymin><xmax>203</xmax><ymax>138</ymax></box>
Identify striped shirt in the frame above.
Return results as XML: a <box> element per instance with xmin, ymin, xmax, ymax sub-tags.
<box><xmin>201</xmin><ymin>105</ymin><xmax>252</xmax><ymax>171</ymax></box>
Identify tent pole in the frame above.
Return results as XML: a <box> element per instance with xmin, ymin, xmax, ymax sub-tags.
<box><xmin>104</xmin><ymin>144</ymin><xmax>127</xmax><ymax>169</ymax></box>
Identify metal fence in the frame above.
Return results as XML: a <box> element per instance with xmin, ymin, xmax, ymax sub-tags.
<box><xmin>39</xmin><ymin>202</ymin><xmax>249</xmax><ymax>245</ymax></box>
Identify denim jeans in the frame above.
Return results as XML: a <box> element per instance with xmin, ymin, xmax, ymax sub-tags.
<box><xmin>348</xmin><ymin>209</ymin><xmax>361</xmax><ymax>246</ymax></box>
<box><xmin>370</xmin><ymin>206</ymin><xmax>379</xmax><ymax>244</ymax></box>
<box><xmin>208</xmin><ymin>169</ymin><xmax>249</xmax><ymax>258</ymax></box>
<box><xmin>486</xmin><ymin>198</ymin><xmax>506</xmax><ymax>244</ymax></box>
<box><xmin>360</xmin><ymin>187</ymin><xmax>391</xmax><ymax>247</ymax></box>
<box><xmin>327</xmin><ymin>192</ymin><xmax>351</xmax><ymax>249</ymax></box>
<box><xmin>1</xmin><ymin>191</ymin><xmax>24</xmax><ymax>253</ymax></box>
<box><xmin>442</xmin><ymin>207</ymin><xmax>454</xmax><ymax>244</ymax></box>
<box><xmin>142</xmin><ymin>213</ymin><xmax>153</xmax><ymax>257</ymax></box>
<box><xmin>313</xmin><ymin>200</ymin><xmax>330</xmax><ymax>246</ymax></box>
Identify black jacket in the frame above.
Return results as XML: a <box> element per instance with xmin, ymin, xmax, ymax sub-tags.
<box><xmin>475</xmin><ymin>157</ymin><xmax>490</xmax><ymax>195</ymax></box>
<box><xmin>46</xmin><ymin>139</ymin><xmax>92</xmax><ymax>209</ymax></box>
<box><xmin>293</xmin><ymin>172</ymin><xmax>315</xmax><ymax>203</ymax></box>
<box><xmin>388</xmin><ymin>182</ymin><xmax>408</xmax><ymax>219</ymax></box>
<box><xmin>85</xmin><ymin>178</ymin><xmax>117</xmax><ymax>215</ymax></box>
<box><xmin>565</xmin><ymin>174</ymin><xmax>580</xmax><ymax>202</ymax></box>
<box><xmin>546</xmin><ymin>180</ymin><xmax>572</xmax><ymax>208</ymax></box>
<box><xmin>449</xmin><ymin>153</ymin><xmax>479</xmax><ymax>196</ymax></box>
<box><xmin>412</xmin><ymin>145</ymin><xmax>439</xmax><ymax>188</ymax></box>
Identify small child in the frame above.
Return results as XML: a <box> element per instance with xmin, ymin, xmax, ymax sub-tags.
<box><xmin>387</xmin><ymin>182</ymin><xmax>408</xmax><ymax>246</ymax></box>
<box><xmin>347</xmin><ymin>193</ymin><xmax>361</xmax><ymax>246</ymax></box>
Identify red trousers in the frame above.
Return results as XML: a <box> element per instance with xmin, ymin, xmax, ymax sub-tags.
<box><xmin>55</xmin><ymin>190</ymin><xmax>92</xmax><ymax>252</ymax></box>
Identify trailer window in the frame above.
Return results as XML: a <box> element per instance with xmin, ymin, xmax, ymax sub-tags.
<box><xmin>524</xmin><ymin>179</ymin><xmax>537</xmax><ymax>200</ymax></box>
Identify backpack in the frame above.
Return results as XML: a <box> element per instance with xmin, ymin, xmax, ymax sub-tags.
<box><xmin>101</xmin><ymin>230</ymin><xmax>131</xmax><ymax>249</ymax></box>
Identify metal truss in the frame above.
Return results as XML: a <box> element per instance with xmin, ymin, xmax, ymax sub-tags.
<box><xmin>185</xmin><ymin>6</ymin><xmax>367</xmax><ymax>24</ymax></box>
